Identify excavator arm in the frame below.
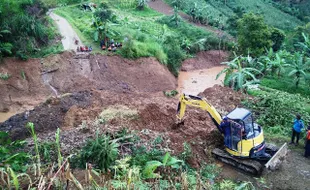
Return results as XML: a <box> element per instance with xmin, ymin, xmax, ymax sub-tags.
<box><xmin>176</xmin><ymin>94</ymin><xmax>222</xmax><ymax>127</ymax></box>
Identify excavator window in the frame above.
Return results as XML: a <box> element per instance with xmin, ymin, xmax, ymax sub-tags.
<box><xmin>243</xmin><ymin>115</ymin><xmax>255</xmax><ymax>139</ymax></box>
<box><xmin>230</xmin><ymin>121</ymin><xmax>243</xmax><ymax>150</ymax></box>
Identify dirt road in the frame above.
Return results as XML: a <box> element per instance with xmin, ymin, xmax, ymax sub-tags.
<box><xmin>49</xmin><ymin>12</ymin><xmax>83</xmax><ymax>50</ymax></box>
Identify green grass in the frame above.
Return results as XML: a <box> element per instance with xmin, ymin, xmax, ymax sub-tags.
<box><xmin>260</xmin><ymin>75</ymin><xmax>310</xmax><ymax>97</ymax></box>
<box><xmin>53</xmin><ymin>1</ymin><xmax>220</xmax><ymax>74</ymax></box>
<box><xmin>165</xmin><ymin>0</ymin><xmax>303</xmax><ymax>31</ymax></box>
<box><xmin>32</xmin><ymin>41</ymin><xmax>64</xmax><ymax>58</ymax></box>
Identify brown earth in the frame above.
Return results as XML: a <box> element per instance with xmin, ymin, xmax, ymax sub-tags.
<box><xmin>6</xmin><ymin>85</ymin><xmax>243</xmax><ymax>167</ymax></box>
<box><xmin>0</xmin><ymin>51</ymin><xmax>177</xmax><ymax>114</ymax></box>
<box><xmin>0</xmin><ymin>50</ymin><xmax>235</xmax><ymax>166</ymax></box>
<box><xmin>181</xmin><ymin>50</ymin><xmax>229</xmax><ymax>71</ymax></box>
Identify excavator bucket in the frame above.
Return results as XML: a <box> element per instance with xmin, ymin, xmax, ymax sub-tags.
<box><xmin>265</xmin><ymin>143</ymin><xmax>288</xmax><ymax>171</ymax></box>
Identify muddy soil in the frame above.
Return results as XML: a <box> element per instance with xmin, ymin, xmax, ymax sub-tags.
<box><xmin>177</xmin><ymin>66</ymin><xmax>225</xmax><ymax>95</ymax></box>
<box><xmin>0</xmin><ymin>52</ymin><xmax>177</xmax><ymax>117</ymax></box>
<box><xmin>5</xmin><ymin>85</ymin><xmax>240</xmax><ymax>166</ymax></box>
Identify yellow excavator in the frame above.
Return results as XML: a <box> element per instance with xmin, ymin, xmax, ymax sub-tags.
<box><xmin>176</xmin><ymin>93</ymin><xmax>287</xmax><ymax>175</ymax></box>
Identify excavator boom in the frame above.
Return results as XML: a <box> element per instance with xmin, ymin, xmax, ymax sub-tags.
<box><xmin>177</xmin><ymin>94</ymin><xmax>222</xmax><ymax>127</ymax></box>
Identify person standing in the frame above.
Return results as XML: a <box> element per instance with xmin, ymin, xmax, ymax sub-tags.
<box><xmin>305</xmin><ymin>123</ymin><xmax>310</xmax><ymax>158</ymax></box>
<box><xmin>290</xmin><ymin>114</ymin><xmax>304</xmax><ymax>145</ymax></box>
<box><xmin>219</xmin><ymin>116</ymin><xmax>231</xmax><ymax>148</ymax></box>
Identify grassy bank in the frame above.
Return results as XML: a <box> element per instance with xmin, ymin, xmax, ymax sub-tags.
<box><xmin>53</xmin><ymin>0</ymin><xmax>224</xmax><ymax>75</ymax></box>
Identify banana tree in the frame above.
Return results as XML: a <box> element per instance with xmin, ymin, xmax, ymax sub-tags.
<box><xmin>286</xmin><ymin>52</ymin><xmax>310</xmax><ymax>88</ymax></box>
<box><xmin>216</xmin><ymin>56</ymin><xmax>261</xmax><ymax>92</ymax></box>
<box><xmin>170</xmin><ymin>6</ymin><xmax>182</xmax><ymax>26</ymax></box>
<box><xmin>269</xmin><ymin>52</ymin><xmax>286</xmax><ymax>78</ymax></box>
<box><xmin>297</xmin><ymin>32</ymin><xmax>310</xmax><ymax>56</ymax></box>
<box><xmin>92</xmin><ymin>17</ymin><xmax>120</xmax><ymax>44</ymax></box>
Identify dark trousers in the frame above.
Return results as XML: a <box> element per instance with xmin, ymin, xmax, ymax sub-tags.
<box><xmin>305</xmin><ymin>140</ymin><xmax>310</xmax><ymax>157</ymax></box>
<box><xmin>291</xmin><ymin>129</ymin><xmax>300</xmax><ymax>143</ymax></box>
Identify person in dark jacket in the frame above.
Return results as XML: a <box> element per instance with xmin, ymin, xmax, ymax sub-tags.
<box><xmin>305</xmin><ymin>123</ymin><xmax>310</xmax><ymax>158</ymax></box>
<box><xmin>219</xmin><ymin>116</ymin><xmax>231</xmax><ymax>148</ymax></box>
<box><xmin>290</xmin><ymin>114</ymin><xmax>304</xmax><ymax>145</ymax></box>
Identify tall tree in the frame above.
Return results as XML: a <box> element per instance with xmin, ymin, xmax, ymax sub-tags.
<box><xmin>237</xmin><ymin>13</ymin><xmax>272</xmax><ymax>56</ymax></box>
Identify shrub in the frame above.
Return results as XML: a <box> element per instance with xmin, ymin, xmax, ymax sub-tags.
<box><xmin>79</xmin><ymin>133</ymin><xmax>119</xmax><ymax>171</ymax></box>
<box><xmin>0</xmin><ymin>72</ymin><xmax>11</xmax><ymax>80</ymax></box>
<box><xmin>244</xmin><ymin>87</ymin><xmax>310</xmax><ymax>137</ymax></box>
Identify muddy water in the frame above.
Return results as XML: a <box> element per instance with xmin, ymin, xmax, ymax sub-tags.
<box><xmin>0</xmin><ymin>112</ymin><xmax>16</xmax><ymax>123</ymax></box>
<box><xmin>177</xmin><ymin>66</ymin><xmax>225</xmax><ymax>95</ymax></box>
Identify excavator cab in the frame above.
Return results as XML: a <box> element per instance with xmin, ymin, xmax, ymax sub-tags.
<box><xmin>224</xmin><ymin>108</ymin><xmax>266</xmax><ymax>159</ymax></box>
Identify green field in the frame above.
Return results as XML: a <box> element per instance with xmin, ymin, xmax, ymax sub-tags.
<box><xmin>165</xmin><ymin>0</ymin><xmax>303</xmax><ymax>31</ymax></box>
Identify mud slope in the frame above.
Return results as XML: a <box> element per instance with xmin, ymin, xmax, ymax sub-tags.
<box><xmin>0</xmin><ymin>52</ymin><xmax>177</xmax><ymax>114</ymax></box>
<box><xmin>1</xmin><ymin>85</ymin><xmax>244</xmax><ymax>166</ymax></box>
<box><xmin>0</xmin><ymin>57</ymin><xmax>50</xmax><ymax>113</ymax></box>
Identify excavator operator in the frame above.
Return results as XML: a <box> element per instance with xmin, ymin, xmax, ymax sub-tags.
<box><xmin>219</xmin><ymin>116</ymin><xmax>231</xmax><ymax>147</ymax></box>
<box><xmin>220</xmin><ymin>116</ymin><xmax>246</xmax><ymax>149</ymax></box>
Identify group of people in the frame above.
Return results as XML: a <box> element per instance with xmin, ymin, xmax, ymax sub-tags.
<box><xmin>290</xmin><ymin>114</ymin><xmax>310</xmax><ymax>158</ymax></box>
<box><xmin>76</xmin><ymin>46</ymin><xmax>92</xmax><ymax>52</ymax></box>
<box><xmin>100</xmin><ymin>39</ymin><xmax>122</xmax><ymax>52</ymax></box>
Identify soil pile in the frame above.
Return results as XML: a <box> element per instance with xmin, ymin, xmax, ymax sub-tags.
<box><xmin>199</xmin><ymin>84</ymin><xmax>245</xmax><ymax>114</ymax></box>
<box><xmin>1</xmin><ymin>84</ymin><xmax>245</xmax><ymax>166</ymax></box>
<box><xmin>0</xmin><ymin>52</ymin><xmax>177</xmax><ymax>115</ymax></box>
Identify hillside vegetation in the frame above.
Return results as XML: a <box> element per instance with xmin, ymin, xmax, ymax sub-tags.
<box><xmin>165</xmin><ymin>0</ymin><xmax>303</xmax><ymax>31</ymax></box>
<box><xmin>54</xmin><ymin>0</ymin><xmax>231</xmax><ymax>75</ymax></box>
<box><xmin>0</xmin><ymin>0</ymin><xmax>63</xmax><ymax>60</ymax></box>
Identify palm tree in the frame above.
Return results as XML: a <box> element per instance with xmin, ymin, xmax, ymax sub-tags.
<box><xmin>286</xmin><ymin>52</ymin><xmax>310</xmax><ymax>88</ymax></box>
<box><xmin>216</xmin><ymin>56</ymin><xmax>261</xmax><ymax>92</ymax></box>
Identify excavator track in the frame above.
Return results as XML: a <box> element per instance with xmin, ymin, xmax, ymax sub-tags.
<box><xmin>212</xmin><ymin>148</ymin><xmax>263</xmax><ymax>175</ymax></box>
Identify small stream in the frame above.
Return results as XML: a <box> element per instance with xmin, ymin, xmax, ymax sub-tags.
<box><xmin>177</xmin><ymin>66</ymin><xmax>225</xmax><ymax>95</ymax></box>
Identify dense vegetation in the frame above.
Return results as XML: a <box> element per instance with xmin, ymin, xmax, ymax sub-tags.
<box><xmin>0</xmin><ymin>0</ymin><xmax>64</xmax><ymax>60</ymax></box>
<box><xmin>53</xmin><ymin>0</ymin><xmax>232</xmax><ymax>75</ymax></box>
<box><xmin>1</xmin><ymin>122</ymin><xmax>267</xmax><ymax>189</ymax></box>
